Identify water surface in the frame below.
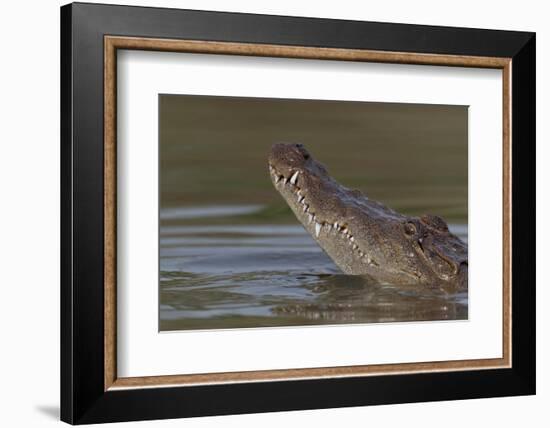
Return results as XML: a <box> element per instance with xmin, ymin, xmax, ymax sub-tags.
<box><xmin>160</xmin><ymin>206</ymin><xmax>468</xmax><ymax>331</ymax></box>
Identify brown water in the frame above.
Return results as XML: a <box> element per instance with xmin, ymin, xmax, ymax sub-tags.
<box><xmin>159</xmin><ymin>95</ymin><xmax>468</xmax><ymax>331</ymax></box>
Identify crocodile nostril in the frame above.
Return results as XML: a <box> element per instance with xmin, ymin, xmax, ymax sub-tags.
<box><xmin>303</xmin><ymin>153</ymin><xmax>310</xmax><ymax>160</ymax></box>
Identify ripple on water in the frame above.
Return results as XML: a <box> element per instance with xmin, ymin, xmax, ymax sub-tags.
<box><xmin>159</xmin><ymin>221</ymin><xmax>468</xmax><ymax>331</ymax></box>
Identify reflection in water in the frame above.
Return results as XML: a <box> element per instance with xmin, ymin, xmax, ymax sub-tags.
<box><xmin>160</xmin><ymin>205</ymin><xmax>263</xmax><ymax>220</ymax></box>
<box><xmin>160</xmin><ymin>209</ymin><xmax>468</xmax><ymax>331</ymax></box>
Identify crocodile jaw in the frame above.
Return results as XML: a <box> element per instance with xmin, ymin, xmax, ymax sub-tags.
<box><xmin>268</xmin><ymin>164</ymin><xmax>379</xmax><ymax>275</ymax></box>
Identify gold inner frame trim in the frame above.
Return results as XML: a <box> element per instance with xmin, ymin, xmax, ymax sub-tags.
<box><xmin>104</xmin><ymin>35</ymin><xmax>512</xmax><ymax>391</ymax></box>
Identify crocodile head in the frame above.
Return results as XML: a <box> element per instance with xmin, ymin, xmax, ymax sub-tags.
<box><xmin>268</xmin><ymin>143</ymin><xmax>468</xmax><ymax>290</ymax></box>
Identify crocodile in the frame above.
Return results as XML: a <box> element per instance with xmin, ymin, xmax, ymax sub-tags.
<box><xmin>268</xmin><ymin>143</ymin><xmax>468</xmax><ymax>291</ymax></box>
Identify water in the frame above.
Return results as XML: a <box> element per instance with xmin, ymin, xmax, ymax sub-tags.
<box><xmin>160</xmin><ymin>206</ymin><xmax>468</xmax><ymax>331</ymax></box>
<box><xmin>158</xmin><ymin>97</ymin><xmax>468</xmax><ymax>331</ymax></box>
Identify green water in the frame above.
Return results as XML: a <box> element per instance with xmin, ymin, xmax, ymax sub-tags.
<box><xmin>159</xmin><ymin>95</ymin><xmax>468</xmax><ymax>331</ymax></box>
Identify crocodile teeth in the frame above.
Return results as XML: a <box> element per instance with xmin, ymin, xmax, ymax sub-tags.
<box><xmin>298</xmin><ymin>195</ymin><xmax>305</xmax><ymax>203</ymax></box>
<box><xmin>350</xmin><ymin>236</ymin><xmax>355</xmax><ymax>242</ymax></box>
<box><xmin>302</xmin><ymin>205</ymin><xmax>308</xmax><ymax>212</ymax></box>
<box><xmin>333</xmin><ymin>222</ymin><xmax>339</xmax><ymax>230</ymax></box>
<box><xmin>275</xmin><ymin>176</ymin><xmax>282</xmax><ymax>183</ymax></box>
<box><xmin>352</xmin><ymin>244</ymin><xmax>358</xmax><ymax>250</ymax></box>
<box><xmin>290</xmin><ymin>171</ymin><xmax>299</xmax><ymax>185</ymax></box>
<box><xmin>282</xmin><ymin>178</ymin><xmax>287</xmax><ymax>185</ymax></box>
<box><xmin>315</xmin><ymin>222</ymin><xmax>321</xmax><ymax>237</ymax></box>
<box><xmin>308</xmin><ymin>214</ymin><xmax>314</xmax><ymax>224</ymax></box>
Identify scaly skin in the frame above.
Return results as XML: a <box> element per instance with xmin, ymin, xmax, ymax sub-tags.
<box><xmin>268</xmin><ymin>143</ymin><xmax>468</xmax><ymax>291</ymax></box>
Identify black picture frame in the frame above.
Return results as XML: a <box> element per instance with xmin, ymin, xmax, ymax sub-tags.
<box><xmin>61</xmin><ymin>2</ymin><xmax>535</xmax><ymax>424</ymax></box>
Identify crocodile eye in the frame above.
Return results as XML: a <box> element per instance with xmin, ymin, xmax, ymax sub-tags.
<box><xmin>404</xmin><ymin>222</ymin><xmax>417</xmax><ymax>236</ymax></box>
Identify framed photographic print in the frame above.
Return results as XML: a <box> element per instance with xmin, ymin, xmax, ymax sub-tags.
<box><xmin>60</xmin><ymin>2</ymin><xmax>535</xmax><ymax>424</ymax></box>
